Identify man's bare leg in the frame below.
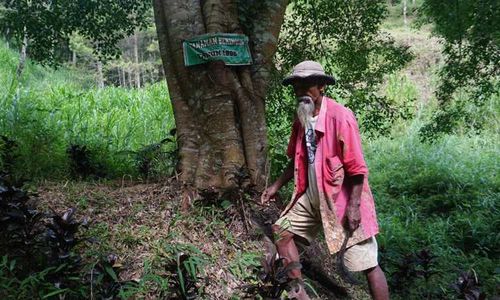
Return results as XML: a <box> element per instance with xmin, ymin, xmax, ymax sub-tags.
<box><xmin>364</xmin><ymin>265</ymin><xmax>389</xmax><ymax>300</ymax></box>
<box><xmin>272</xmin><ymin>225</ymin><xmax>310</xmax><ymax>300</ymax></box>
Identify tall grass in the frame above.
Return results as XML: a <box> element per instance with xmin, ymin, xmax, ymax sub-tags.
<box><xmin>0</xmin><ymin>40</ymin><xmax>174</xmax><ymax>180</ymax></box>
<box><xmin>365</xmin><ymin>113</ymin><xmax>499</xmax><ymax>297</ymax></box>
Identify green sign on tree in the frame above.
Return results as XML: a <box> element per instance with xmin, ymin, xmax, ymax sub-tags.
<box><xmin>183</xmin><ymin>33</ymin><xmax>252</xmax><ymax>66</ymax></box>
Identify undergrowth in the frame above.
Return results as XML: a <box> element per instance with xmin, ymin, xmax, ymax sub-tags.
<box><xmin>0</xmin><ymin>173</ymin><xmax>138</xmax><ymax>299</ymax></box>
<box><xmin>365</xmin><ymin>120</ymin><xmax>499</xmax><ymax>298</ymax></box>
<box><xmin>0</xmin><ymin>40</ymin><xmax>176</xmax><ymax>181</ymax></box>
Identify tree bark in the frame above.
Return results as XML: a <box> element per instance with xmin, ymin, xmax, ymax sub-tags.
<box><xmin>133</xmin><ymin>31</ymin><xmax>141</xmax><ymax>88</ymax></box>
<box><xmin>403</xmin><ymin>0</ymin><xmax>408</xmax><ymax>25</ymax></box>
<box><xmin>121</xmin><ymin>68</ymin><xmax>127</xmax><ymax>88</ymax></box>
<box><xmin>127</xmin><ymin>68</ymin><xmax>133</xmax><ymax>88</ymax></box>
<box><xmin>16</xmin><ymin>33</ymin><xmax>28</xmax><ymax>80</ymax></box>
<box><xmin>153</xmin><ymin>0</ymin><xmax>287</xmax><ymax>192</ymax></box>
<box><xmin>15</xmin><ymin>30</ymin><xmax>28</xmax><ymax>100</ymax></box>
<box><xmin>5</xmin><ymin>28</ymin><xmax>10</xmax><ymax>48</ymax></box>
<box><xmin>118</xmin><ymin>67</ymin><xmax>122</xmax><ymax>87</ymax></box>
<box><xmin>96</xmin><ymin>60</ymin><xmax>104</xmax><ymax>88</ymax></box>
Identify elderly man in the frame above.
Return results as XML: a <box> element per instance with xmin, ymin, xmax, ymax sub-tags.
<box><xmin>261</xmin><ymin>61</ymin><xmax>389</xmax><ymax>300</ymax></box>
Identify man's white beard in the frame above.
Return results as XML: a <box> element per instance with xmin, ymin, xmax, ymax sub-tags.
<box><xmin>297</xmin><ymin>96</ymin><xmax>315</xmax><ymax>128</ymax></box>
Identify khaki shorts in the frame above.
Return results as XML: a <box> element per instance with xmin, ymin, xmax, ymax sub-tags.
<box><xmin>275</xmin><ymin>193</ymin><xmax>379</xmax><ymax>272</ymax></box>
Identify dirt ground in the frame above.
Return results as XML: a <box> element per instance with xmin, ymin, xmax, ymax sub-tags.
<box><xmin>36</xmin><ymin>178</ymin><xmax>371</xmax><ymax>299</ymax></box>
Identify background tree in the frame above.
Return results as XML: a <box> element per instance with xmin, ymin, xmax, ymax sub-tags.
<box><xmin>273</xmin><ymin>0</ymin><xmax>413</xmax><ymax>135</ymax></box>
<box><xmin>0</xmin><ymin>0</ymin><xmax>412</xmax><ymax>192</ymax></box>
<box><xmin>417</xmin><ymin>0</ymin><xmax>499</xmax><ymax>139</ymax></box>
<box><xmin>69</xmin><ymin>32</ymin><xmax>108</xmax><ymax>88</ymax></box>
<box><xmin>0</xmin><ymin>0</ymin><xmax>150</xmax><ymax>64</ymax></box>
<box><xmin>104</xmin><ymin>25</ymin><xmax>164</xmax><ymax>88</ymax></box>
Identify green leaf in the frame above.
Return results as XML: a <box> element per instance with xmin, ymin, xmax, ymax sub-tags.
<box><xmin>177</xmin><ymin>265</ymin><xmax>186</xmax><ymax>295</ymax></box>
<box><xmin>9</xmin><ymin>259</ymin><xmax>16</xmax><ymax>272</ymax></box>
<box><xmin>42</xmin><ymin>288</ymin><xmax>69</xmax><ymax>299</ymax></box>
<box><xmin>105</xmin><ymin>265</ymin><xmax>119</xmax><ymax>282</ymax></box>
<box><xmin>221</xmin><ymin>199</ymin><xmax>232</xmax><ymax>209</ymax></box>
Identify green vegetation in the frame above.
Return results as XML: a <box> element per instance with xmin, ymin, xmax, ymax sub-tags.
<box><xmin>1</xmin><ymin>31</ymin><xmax>499</xmax><ymax>297</ymax></box>
<box><xmin>1</xmin><ymin>1</ymin><xmax>499</xmax><ymax>298</ymax></box>
<box><xmin>366</xmin><ymin>119</ymin><xmax>499</xmax><ymax>298</ymax></box>
<box><xmin>266</xmin><ymin>74</ymin><xmax>499</xmax><ymax>298</ymax></box>
<box><xmin>0</xmin><ymin>40</ymin><xmax>175</xmax><ymax>180</ymax></box>
<box><xmin>0</xmin><ymin>0</ymin><xmax>151</xmax><ymax>64</ymax></box>
<box><xmin>265</xmin><ymin>10</ymin><xmax>499</xmax><ymax>292</ymax></box>
<box><xmin>417</xmin><ymin>0</ymin><xmax>499</xmax><ymax>139</ymax></box>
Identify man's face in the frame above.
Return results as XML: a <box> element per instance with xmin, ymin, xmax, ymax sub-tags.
<box><xmin>292</xmin><ymin>78</ymin><xmax>325</xmax><ymax>127</ymax></box>
<box><xmin>291</xmin><ymin>78</ymin><xmax>324</xmax><ymax>103</ymax></box>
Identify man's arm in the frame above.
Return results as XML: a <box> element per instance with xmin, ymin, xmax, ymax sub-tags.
<box><xmin>346</xmin><ymin>174</ymin><xmax>363</xmax><ymax>233</ymax></box>
<box><xmin>261</xmin><ymin>160</ymin><xmax>294</xmax><ymax>204</ymax></box>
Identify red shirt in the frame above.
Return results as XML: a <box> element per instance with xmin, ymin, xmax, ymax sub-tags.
<box><xmin>284</xmin><ymin>96</ymin><xmax>379</xmax><ymax>253</ymax></box>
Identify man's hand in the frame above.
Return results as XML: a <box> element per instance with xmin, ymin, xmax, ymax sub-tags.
<box><xmin>346</xmin><ymin>202</ymin><xmax>361</xmax><ymax>233</ymax></box>
<box><xmin>260</xmin><ymin>161</ymin><xmax>294</xmax><ymax>205</ymax></box>
<box><xmin>261</xmin><ymin>184</ymin><xmax>279</xmax><ymax>205</ymax></box>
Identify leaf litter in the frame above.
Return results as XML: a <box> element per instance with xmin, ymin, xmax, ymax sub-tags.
<box><xmin>37</xmin><ymin>178</ymin><xmax>371</xmax><ymax>299</ymax></box>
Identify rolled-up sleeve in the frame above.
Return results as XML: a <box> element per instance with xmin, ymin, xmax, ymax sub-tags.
<box><xmin>336</xmin><ymin>113</ymin><xmax>368</xmax><ymax>176</ymax></box>
<box><xmin>286</xmin><ymin>119</ymin><xmax>301</xmax><ymax>159</ymax></box>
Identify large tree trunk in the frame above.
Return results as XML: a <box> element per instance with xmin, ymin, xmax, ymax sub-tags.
<box><xmin>153</xmin><ymin>0</ymin><xmax>287</xmax><ymax>192</ymax></box>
